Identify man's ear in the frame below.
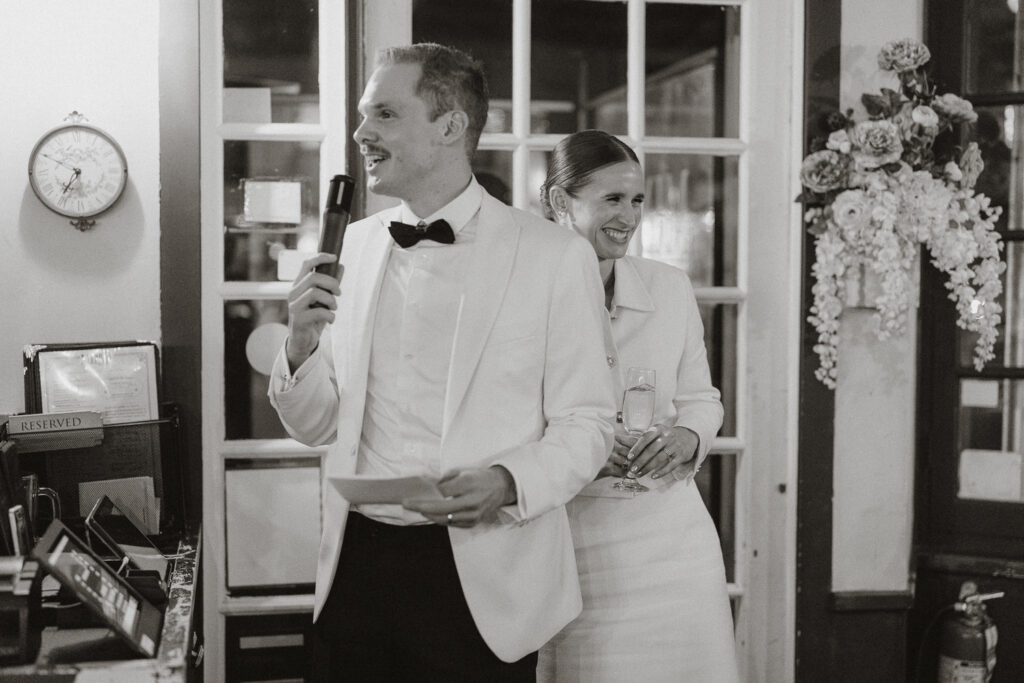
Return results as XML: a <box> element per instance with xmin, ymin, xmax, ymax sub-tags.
<box><xmin>440</xmin><ymin>110</ymin><xmax>469</xmax><ymax>146</ymax></box>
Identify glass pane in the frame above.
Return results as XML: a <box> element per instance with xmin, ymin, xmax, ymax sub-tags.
<box><xmin>699</xmin><ymin>303</ymin><xmax>738</xmax><ymax>438</ymax></box>
<box><xmin>412</xmin><ymin>0</ymin><xmax>513</xmax><ymax>134</ymax></box>
<box><xmin>224</xmin><ymin>141</ymin><xmax>320</xmax><ymax>282</ymax></box>
<box><xmin>225</xmin><ymin>300</ymin><xmax>290</xmax><ymax>440</ymax></box>
<box><xmin>645</xmin><ymin>3</ymin><xmax>740</xmax><ymax>138</ymax></box>
<box><xmin>957</xmin><ymin>379</ymin><xmax>1024</xmax><ymax>503</ymax></box>
<box><xmin>473</xmin><ymin>150</ymin><xmax>513</xmax><ymax>205</ymax></box>
<box><xmin>641</xmin><ymin>154</ymin><xmax>738</xmax><ymax>287</ymax></box>
<box><xmin>222</xmin><ymin>0</ymin><xmax>319</xmax><ymax>124</ymax></box>
<box><xmin>533</xmin><ymin>0</ymin><xmax>628</xmax><ymax>135</ymax></box>
<box><xmin>960</xmin><ymin>240</ymin><xmax>1024</xmax><ymax>368</ymax></box>
<box><xmin>528</xmin><ymin>150</ymin><xmax>553</xmax><ymax>219</ymax></box>
<box><xmin>964</xmin><ymin>0</ymin><xmax>1020</xmax><ymax>93</ymax></box>
<box><xmin>694</xmin><ymin>452</ymin><xmax>737</xmax><ymax>582</ymax></box>
<box><xmin>970</xmin><ymin>105</ymin><xmax>1013</xmax><ymax>231</ymax></box>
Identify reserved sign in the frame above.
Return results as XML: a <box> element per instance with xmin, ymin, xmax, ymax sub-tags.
<box><xmin>7</xmin><ymin>411</ymin><xmax>102</xmax><ymax>434</ymax></box>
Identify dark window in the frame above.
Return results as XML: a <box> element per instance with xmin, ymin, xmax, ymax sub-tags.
<box><xmin>914</xmin><ymin>3</ymin><xmax>1024</xmax><ymax>680</ymax></box>
<box><xmin>919</xmin><ymin>0</ymin><xmax>1024</xmax><ymax>560</ymax></box>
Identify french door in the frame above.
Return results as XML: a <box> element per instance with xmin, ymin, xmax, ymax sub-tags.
<box><xmin>201</xmin><ymin>2</ymin><xmax>802</xmax><ymax>680</ymax></box>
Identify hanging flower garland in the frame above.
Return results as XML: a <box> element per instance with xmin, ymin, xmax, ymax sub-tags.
<box><xmin>797</xmin><ymin>38</ymin><xmax>1006</xmax><ymax>388</ymax></box>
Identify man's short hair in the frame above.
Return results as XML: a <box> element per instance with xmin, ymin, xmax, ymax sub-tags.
<box><xmin>377</xmin><ymin>43</ymin><xmax>489</xmax><ymax>156</ymax></box>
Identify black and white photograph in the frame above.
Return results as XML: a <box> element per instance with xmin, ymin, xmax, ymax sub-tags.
<box><xmin>0</xmin><ymin>1</ymin><xmax>1022</xmax><ymax>681</ymax></box>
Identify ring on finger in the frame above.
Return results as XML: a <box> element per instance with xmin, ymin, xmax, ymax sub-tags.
<box><xmin>446</xmin><ymin>513</ymin><xmax>454</xmax><ymax>524</ymax></box>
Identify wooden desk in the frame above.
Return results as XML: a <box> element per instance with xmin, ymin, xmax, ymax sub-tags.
<box><xmin>0</xmin><ymin>533</ymin><xmax>201</xmax><ymax>682</ymax></box>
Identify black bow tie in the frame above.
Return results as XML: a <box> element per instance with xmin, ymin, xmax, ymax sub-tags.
<box><xmin>388</xmin><ymin>219</ymin><xmax>456</xmax><ymax>248</ymax></box>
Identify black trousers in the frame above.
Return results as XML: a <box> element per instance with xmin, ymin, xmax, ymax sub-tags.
<box><xmin>309</xmin><ymin>512</ymin><xmax>538</xmax><ymax>682</ymax></box>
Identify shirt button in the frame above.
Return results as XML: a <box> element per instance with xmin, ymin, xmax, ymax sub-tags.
<box><xmin>607</xmin><ymin>355</ymin><xmax>616</xmax><ymax>367</ymax></box>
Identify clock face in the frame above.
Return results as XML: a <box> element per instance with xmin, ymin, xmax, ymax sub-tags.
<box><xmin>28</xmin><ymin>124</ymin><xmax>128</xmax><ymax>219</ymax></box>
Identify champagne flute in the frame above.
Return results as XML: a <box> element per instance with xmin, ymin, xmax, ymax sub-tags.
<box><xmin>613</xmin><ymin>367</ymin><xmax>656</xmax><ymax>494</ymax></box>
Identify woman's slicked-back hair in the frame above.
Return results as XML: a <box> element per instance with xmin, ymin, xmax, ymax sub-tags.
<box><xmin>377</xmin><ymin>43</ymin><xmax>489</xmax><ymax>156</ymax></box>
<box><xmin>540</xmin><ymin>130</ymin><xmax>639</xmax><ymax>220</ymax></box>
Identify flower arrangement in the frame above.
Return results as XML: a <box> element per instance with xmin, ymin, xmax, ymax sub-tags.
<box><xmin>798</xmin><ymin>38</ymin><xmax>1006</xmax><ymax>388</ymax></box>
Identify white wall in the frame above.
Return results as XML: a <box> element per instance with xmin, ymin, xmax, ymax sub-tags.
<box><xmin>0</xmin><ymin>0</ymin><xmax>161</xmax><ymax>415</ymax></box>
<box><xmin>831</xmin><ymin>0</ymin><xmax>923</xmax><ymax>592</ymax></box>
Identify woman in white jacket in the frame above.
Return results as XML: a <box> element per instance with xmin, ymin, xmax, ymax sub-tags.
<box><xmin>537</xmin><ymin>130</ymin><xmax>740</xmax><ymax>683</ymax></box>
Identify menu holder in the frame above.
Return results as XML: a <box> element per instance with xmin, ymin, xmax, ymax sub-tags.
<box><xmin>22</xmin><ymin>341</ymin><xmax>160</xmax><ymax>423</ymax></box>
<box><xmin>18</xmin><ymin>343</ymin><xmax>183</xmax><ymax>535</ymax></box>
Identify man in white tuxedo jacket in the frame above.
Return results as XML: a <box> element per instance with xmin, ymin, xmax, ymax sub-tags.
<box><xmin>268</xmin><ymin>43</ymin><xmax>615</xmax><ymax>681</ymax></box>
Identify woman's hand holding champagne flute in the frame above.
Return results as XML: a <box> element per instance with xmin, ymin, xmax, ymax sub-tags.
<box><xmin>613</xmin><ymin>367</ymin><xmax>656</xmax><ymax>494</ymax></box>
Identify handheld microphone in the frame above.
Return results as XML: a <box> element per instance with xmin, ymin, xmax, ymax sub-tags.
<box><xmin>311</xmin><ymin>174</ymin><xmax>356</xmax><ymax>308</ymax></box>
<box><xmin>315</xmin><ymin>174</ymin><xmax>356</xmax><ymax>278</ymax></box>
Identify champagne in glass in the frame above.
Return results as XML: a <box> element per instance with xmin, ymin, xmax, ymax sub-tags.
<box><xmin>613</xmin><ymin>367</ymin><xmax>656</xmax><ymax>494</ymax></box>
<box><xmin>622</xmin><ymin>382</ymin><xmax>655</xmax><ymax>434</ymax></box>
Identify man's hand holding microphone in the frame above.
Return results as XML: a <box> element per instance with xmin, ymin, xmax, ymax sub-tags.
<box><xmin>286</xmin><ymin>174</ymin><xmax>355</xmax><ymax>372</ymax></box>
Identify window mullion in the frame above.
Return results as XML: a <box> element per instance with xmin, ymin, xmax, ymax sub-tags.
<box><xmin>511</xmin><ymin>0</ymin><xmax>530</xmax><ymax>208</ymax></box>
<box><xmin>625</xmin><ymin>0</ymin><xmax>645</xmax><ymax>256</ymax></box>
<box><xmin>320</xmin><ymin>0</ymin><xmax>346</xmax><ymax>195</ymax></box>
<box><xmin>627</xmin><ymin>0</ymin><xmax>645</xmax><ymax>145</ymax></box>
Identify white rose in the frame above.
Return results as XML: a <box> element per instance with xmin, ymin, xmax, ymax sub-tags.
<box><xmin>826</xmin><ymin>129</ymin><xmax>852</xmax><ymax>154</ymax></box>
<box><xmin>933</xmin><ymin>93</ymin><xmax>978</xmax><ymax>124</ymax></box>
<box><xmin>912</xmin><ymin>105</ymin><xmax>939</xmax><ymax>128</ymax></box>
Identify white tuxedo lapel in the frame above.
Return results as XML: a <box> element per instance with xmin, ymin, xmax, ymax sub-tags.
<box><xmin>343</xmin><ymin>210</ymin><xmax>398</xmax><ymax>408</ymax></box>
<box><xmin>442</xmin><ymin>196</ymin><xmax>519</xmax><ymax>433</ymax></box>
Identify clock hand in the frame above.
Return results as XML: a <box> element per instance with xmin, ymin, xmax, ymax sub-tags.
<box><xmin>61</xmin><ymin>168</ymin><xmax>82</xmax><ymax>194</ymax></box>
<box><xmin>42</xmin><ymin>153</ymin><xmax>77</xmax><ymax>171</ymax></box>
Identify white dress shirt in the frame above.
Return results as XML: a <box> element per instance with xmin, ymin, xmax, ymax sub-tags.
<box><xmin>355</xmin><ymin>178</ymin><xmax>483</xmax><ymax>524</ymax></box>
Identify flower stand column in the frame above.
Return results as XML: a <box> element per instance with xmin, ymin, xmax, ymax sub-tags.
<box><xmin>832</xmin><ymin>287</ymin><xmax>918</xmax><ymax>591</ymax></box>
<box><xmin>798</xmin><ymin>37</ymin><xmax>1007</xmax><ymax>595</ymax></box>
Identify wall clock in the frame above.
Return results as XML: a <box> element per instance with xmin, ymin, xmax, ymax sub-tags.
<box><xmin>27</xmin><ymin>111</ymin><xmax>129</xmax><ymax>231</ymax></box>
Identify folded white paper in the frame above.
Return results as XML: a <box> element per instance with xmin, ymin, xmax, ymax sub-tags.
<box><xmin>331</xmin><ymin>475</ymin><xmax>443</xmax><ymax>505</ymax></box>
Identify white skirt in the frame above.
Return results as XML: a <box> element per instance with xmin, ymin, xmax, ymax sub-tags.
<box><xmin>538</xmin><ymin>480</ymin><xmax>740</xmax><ymax>683</ymax></box>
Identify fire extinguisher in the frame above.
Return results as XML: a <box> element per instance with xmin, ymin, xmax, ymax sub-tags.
<box><xmin>937</xmin><ymin>581</ymin><xmax>1004</xmax><ymax>682</ymax></box>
